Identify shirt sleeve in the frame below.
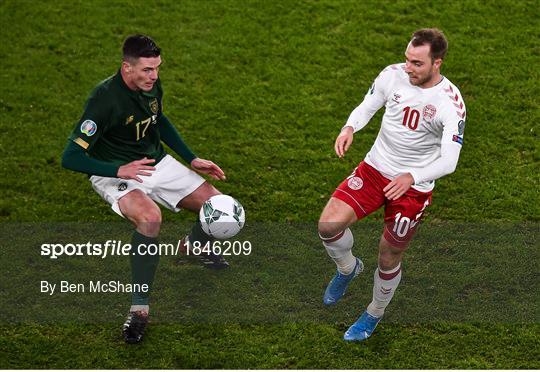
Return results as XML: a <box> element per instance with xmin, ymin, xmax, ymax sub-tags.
<box><xmin>344</xmin><ymin>68</ymin><xmax>392</xmax><ymax>132</ymax></box>
<box><xmin>68</xmin><ymin>88</ymin><xmax>112</xmax><ymax>151</ymax></box>
<box><xmin>409</xmin><ymin>91</ymin><xmax>466</xmax><ymax>184</ymax></box>
<box><xmin>61</xmin><ymin>140</ymin><xmax>119</xmax><ymax>177</ymax></box>
<box><xmin>408</xmin><ymin>141</ymin><xmax>462</xmax><ymax>184</ymax></box>
<box><xmin>157</xmin><ymin>114</ymin><xmax>197</xmax><ymax>164</ymax></box>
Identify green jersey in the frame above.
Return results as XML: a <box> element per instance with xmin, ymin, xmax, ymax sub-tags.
<box><xmin>69</xmin><ymin>71</ymin><xmax>166</xmax><ymax>166</ymax></box>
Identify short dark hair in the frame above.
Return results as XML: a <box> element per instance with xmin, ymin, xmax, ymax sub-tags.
<box><xmin>122</xmin><ymin>34</ymin><xmax>161</xmax><ymax>61</ymax></box>
<box><xmin>411</xmin><ymin>28</ymin><xmax>448</xmax><ymax>61</ymax></box>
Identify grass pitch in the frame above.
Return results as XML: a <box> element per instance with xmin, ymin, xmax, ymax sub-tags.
<box><xmin>0</xmin><ymin>0</ymin><xmax>538</xmax><ymax>369</ymax></box>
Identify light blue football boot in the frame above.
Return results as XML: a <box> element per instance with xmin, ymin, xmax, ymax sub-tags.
<box><xmin>343</xmin><ymin>310</ymin><xmax>382</xmax><ymax>341</ymax></box>
<box><xmin>323</xmin><ymin>258</ymin><xmax>363</xmax><ymax>305</ymax></box>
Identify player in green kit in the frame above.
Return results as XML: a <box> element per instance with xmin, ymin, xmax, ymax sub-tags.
<box><xmin>62</xmin><ymin>35</ymin><xmax>230</xmax><ymax>343</ymax></box>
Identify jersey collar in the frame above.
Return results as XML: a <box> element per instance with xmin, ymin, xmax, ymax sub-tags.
<box><xmin>114</xmin><ymin>70</ymin><xmax>137</xmax><ymax>97</ymax></box>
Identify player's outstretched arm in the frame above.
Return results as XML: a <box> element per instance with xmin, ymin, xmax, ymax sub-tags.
<box><xmin>62</xmin><ymin>141</ymin><xmax>155</xmax><ymax>183</ymax></box>
<box><xmin>190</xmin><ymin>158</ymin><xmax>226</xmax><ymax>181</ymax></box>
<box><xmin>335</xmin><ymin>126</ymin><xmax>354</xmax><ymax>158</ymax></box>
<box><xmin>62</xmin><ymin>140</ymin><xmax>119</xmax><ymax>177</ymax></box>
<box><xmin>384</xmin><ymin>142</ymin><xmax>462</xmax><ymax>200</ymax></box>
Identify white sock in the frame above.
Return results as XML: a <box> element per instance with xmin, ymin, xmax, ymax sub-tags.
<box><xmin>367</xmin><ymin>263</ymin><xmax>402</xmax><ymax>318</ymax></box>
<box><xmin>320</xmin><ymin>228</ymin><xmax>356</xmax><ymax>275</ymax></box>
<box><xmin>130</xmin><ymin>304</ymin><xmax>149</xmax><ymax>314</ymax></box>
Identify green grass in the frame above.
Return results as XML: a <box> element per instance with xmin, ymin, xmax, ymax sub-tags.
<box><xmin>1</xmin><ymin>222</ymin><xmax>538</xmax><ymax>324</ymax></box>
<box><xmin>2</xmin><ymin>323</ymin><xmax>538</xmax><ymax>369</ymax></box>
<box><xmin>0</xmin><ymin>0</ymin><xmax>539</xmax><ymax>368</ymax></box>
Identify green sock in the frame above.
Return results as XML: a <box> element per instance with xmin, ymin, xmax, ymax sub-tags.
<box><xmin>188</xmin><ymin>219</ymin><xmax>214</xmax><ymax>249</ymax></box>
<box><xmin>130</xmin><ymin>231</ymin><xmax>160</xmax><ymax>305</ymax></box>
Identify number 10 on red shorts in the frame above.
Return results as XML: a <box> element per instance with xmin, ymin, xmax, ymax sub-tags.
<box><xmin>333</xmin><ymin>161</ymin><xmax>432</xmax><ymax>249</ymax></box>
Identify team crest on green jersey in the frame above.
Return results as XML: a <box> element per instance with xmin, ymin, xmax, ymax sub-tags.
<box><xmin>149</xmin><ymin>98</ymin><xmax>159</xmax><ymax>114</ymax></box>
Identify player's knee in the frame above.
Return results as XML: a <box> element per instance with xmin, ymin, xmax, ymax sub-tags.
<box><xmin>318</xmin><ymin>197</ymin><xmax>357</xmax><ymax>239</ymax></box>
<box><xmin>135</xmin><ymin>207</ymin><xmax>162</xmax><ymax>236</ymax></box>
<box><xmin>318</xmin><ymin>220</ymin><xmax>343</xmax><ymax>240</ymax></box>
<box><xmin>139</xmin><ymin>207</ymin><xmax>162</xmax><ymax>225</ymax></box>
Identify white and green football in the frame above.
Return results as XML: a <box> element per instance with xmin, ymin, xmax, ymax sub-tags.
<box><xmin>199</xmin><ymin>195</ymin><xmax>245</xmax><ymax>239</ymax></box>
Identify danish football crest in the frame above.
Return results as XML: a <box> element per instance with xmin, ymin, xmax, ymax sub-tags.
<box><xmin>348</xmin><ymin>177</ymin><xmax>363</xmax><ymax>190</ymax></box>
<box><xmin>422</xmin><ymin>104</ymin><xmax>437</xmax><ymax>121</ymax></box>
<box><xmin>149</xmin><ymin>98</ymin><xmax>159</xmax><ymax>114</ymax></box>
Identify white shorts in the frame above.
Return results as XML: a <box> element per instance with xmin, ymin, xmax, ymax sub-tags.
<box><xmin>90</xmin><ymin>154</ymin><xmax>205</xmax><ymax>217</ymax></box>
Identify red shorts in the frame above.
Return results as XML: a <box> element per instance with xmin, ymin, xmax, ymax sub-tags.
<box><xmin>333</xmin><ymin>161</ymin><xmax>432</xmax><ymax>249</ymax></box>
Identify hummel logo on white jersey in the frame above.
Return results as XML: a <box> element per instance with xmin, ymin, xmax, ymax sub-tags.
<box><xmin>392</xmin><ymin>93</ymin><xmax>401</xmax><ymax>104</ymax></box>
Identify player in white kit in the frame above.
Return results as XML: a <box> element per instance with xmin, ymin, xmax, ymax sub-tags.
<box><xmin>318</xmin><ymin>28</ymin><xmax>466</xmax><ymax>341</ymax></box>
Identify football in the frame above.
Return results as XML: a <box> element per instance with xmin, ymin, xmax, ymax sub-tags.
<box><xmin>199</xmin><ymin>195</ymin><xmax>245</xmax><ymax>239</ymax></box>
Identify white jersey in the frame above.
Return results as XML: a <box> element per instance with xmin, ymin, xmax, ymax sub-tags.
<box><xmin>345</xmin><ymin>63</ymin><xmax>466</xmax><ymax>192</ymax></box>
